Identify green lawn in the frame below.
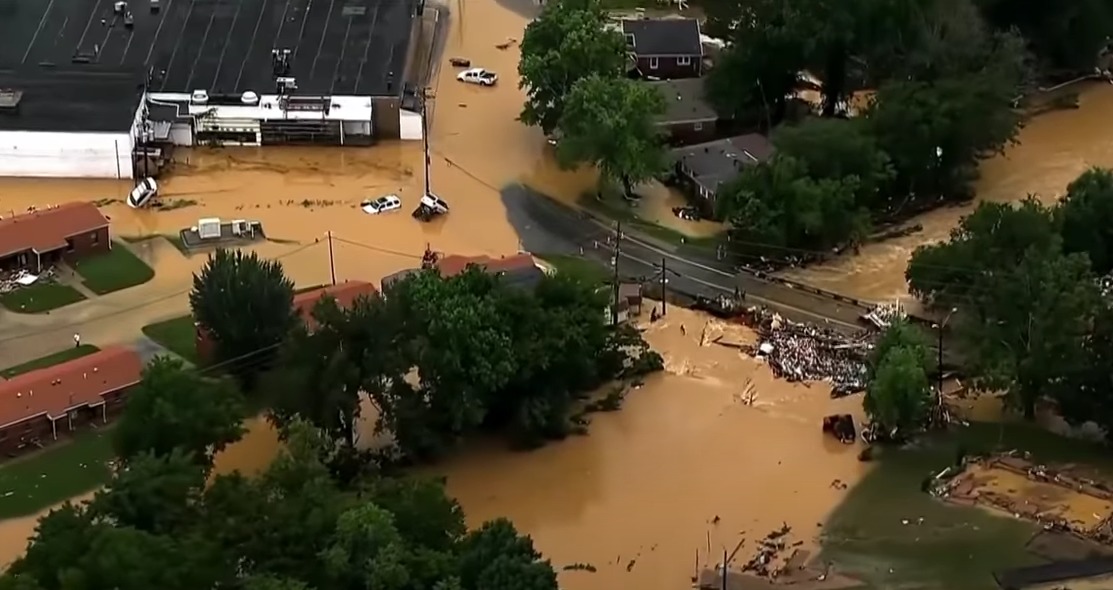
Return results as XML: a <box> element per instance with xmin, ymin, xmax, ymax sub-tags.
<box><xmin>821</xmin><ymin>421</ymin><xmax>1113</xmax><ymax>590</ymax></box>
<box><xmin>0</xmin><ymin>430</ymin><xmax>115</xmax><ymax>519</ymax></box>
<box><xmin>72</xmin><ymin>243</ymin><xmax>155</xmax><ymax>295</ymax></box>
<box><xmin>576</xmin><ymin>190</ymin><xmax>722</xmax><ymax>249</ymax></box>
<box><xmin>538</xmin><ymin>254</ymin><xmax>609</xmax><ymax>285</ymax></box>
<box><xmin>1</xmin><ymin>345</ymin><xmax>101</xmax><ymax>378</ymax></box>
<box><xmin>141</xmin><ymin>315</ymin><xmax>198</xmax><ymax>364</ymax></box>
<box><xmin>0</xmin><ymin>282</ymin><xmax>87</xmax><ymax>313</ymax></box>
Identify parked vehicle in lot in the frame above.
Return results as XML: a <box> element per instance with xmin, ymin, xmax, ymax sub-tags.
<box><xmin>360</xmin><ymin>195</ymin><xmax>402</xmax><ymax>215</ymax></box>
<box><xmin>457</xmin><ymin>68</ymin><xmax>498</xmax><ymax>86</ymax></box>
<box><xmin>412</xmin><ymin>193</ymin><xmax>450</xmax><ymax>221</ymax></box>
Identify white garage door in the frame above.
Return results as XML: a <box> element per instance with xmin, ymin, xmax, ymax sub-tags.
<box><xmin>0</xmin><ymin>130</ymin><xmax>134</xmax><ymax>179</ymax></box>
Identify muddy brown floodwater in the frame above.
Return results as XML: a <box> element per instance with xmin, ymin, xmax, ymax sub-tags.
<box><xmin>784</xmin><ymin>83</ymin><xmax>1113</xmax><ymax>304</ymax></box>
<box><xmin>1</xmin><ymin>0</ymin><xmax>1111</xmax><ymax>581</ymax></box>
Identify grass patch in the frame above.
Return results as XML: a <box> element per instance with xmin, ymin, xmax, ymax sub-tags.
<box><xmin>0</xmin><ymin>429</ymin><xmax>115</xmax><ymax>519</ymax></box>
<box><xmin>1</xmin><ymin>345</ymin><xmax>101</xmax><ymax>378</ymax></box>
<box><xmin>0</xmin><ymin>282</ymin><xmax>87</xmax><ymax>313</ymax></box>
<box><xmin>72</xmin><ymin>243</ymin><xmax>155</xmax><ymax>295</ymax></box>
<box><xmin>538</xmin><ymin>254</ymin><xmax>609</xmax><ymax>285</ymax></box>
<box><xmin>141</xmin><ymin>286</ymin><xmax>323</xmax><ymax>366</ymax></box>
<box><xmin>822</xmin><ymin>421</ymin><xmax>1113</xmax><ymax>590</ymax></box>
<box><xmin>576</xmin><ymin>190</ymin><xmax>721</xmax><ymax>249</ymax></box>
<box><xmin>141</xmin><ymin>315</ymin><xmax>198</xmax><ymax>365</ymax></box>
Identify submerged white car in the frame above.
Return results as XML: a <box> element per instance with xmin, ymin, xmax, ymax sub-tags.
<box><xmin>127</xmin><ymin>177</ymin><xmax>159</xmax><ymax>209</ymax></box>
<box><xmin>457</xmin><ymin>68</ymin><xmax>498</xmax><ymax>86</ymax></box>
<box><xmin>360</xmin><ymin>194</ymin><xmax>402</xmax><ymax>215</ymax></box>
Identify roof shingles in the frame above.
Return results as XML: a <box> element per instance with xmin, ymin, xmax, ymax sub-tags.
<box><xmin>621</xmin><ymin>18</ymin><xmax>703</xmax><ymax>56</ymax></box>
<box><xmin>673</xmin><ymin>134</ymin><xmax>776</xmax><ymax>196</ymax></box>
<box><xmin>0</xmin><ymin>202</ymin><xmax>110</xmax><ymax>258</ymax></box>
<box><xmin>0</xmin><ymin>346</ymin><xmax>143</xmax><ymax>430</ymax></box>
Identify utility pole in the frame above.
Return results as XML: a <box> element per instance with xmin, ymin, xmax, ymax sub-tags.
<box><xmin>611</xmin><ymin>222</ymin><xmax>622</xmax><ymax>326</ymax></box>
<box><xmin>421</xmin><ymin>90</ymin><xmax>431</xmax><ymax>197</ymax></box>
<box><xmin>660</xmin><ymin>256</ymin><xmax>667</xmax><ymax>316</ymax></box>
<box><xmin>936</xmin><ymin>324</ymin><xmax>944</xmax><ymax>395</ymax></box>
<box><xmin>721</xmin><ymin>547</ymin><xmax>728</xmax><ymax>590</ymax></box>
<box><xmin>327</xmin><ymin>231</ymin><xmax>336</xmax><ymax>285</ymax></box>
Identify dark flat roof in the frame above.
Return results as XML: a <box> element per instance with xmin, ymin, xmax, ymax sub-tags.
<box><xmin>622</xmin><ymin>18</ymin><xmax>702</xmax><ymax>56</ymax></box>
<box><xmin>0</xmin><ymin>0</ymin><xmax>417</xmax><ymax>97</ymax></box>
<box><xmin>673</xmin><ymin>134</ymin><xmax>775</xmax><ymax>195</ymax></box>
<box><xmin>648</xmin><ymin>78</ymin><xmax>716</xmax><ymax>123</ymax></box>
<box><xmin>0</xmin><ymin>68</ymin><xmax>142</xmax><ymax>132</ymax></box>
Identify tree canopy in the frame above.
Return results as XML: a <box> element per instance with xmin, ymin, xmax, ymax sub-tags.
<box><xmin>4</xmin><ymin>421</ymin><xmax>560</xmax><ymax>590</ymax></box>
<box><xmin>267</xmin><ymin>266</ymin><xmax>661</xmax><ymax>461</ymax></box>
<box><xmin>905</xmin><ymin>168</ymin><xmax>1113</xmax><ymax>423</ymax></box>
<box><xmin>517</xmin><ymin>0</ymin><xmax>626</xmax><ymax>135</ymax></box>
<box><xmin>190</xmin><ymin>248</ymin><xmax>297</xmax><ymax>379</ymax></box>
<box><xmin>555</xmin><ymin>75</ymin><xmax>668</xmax><ymax>196</ymax></box>
<box><xmin>113</xmin><ymin>356</ymin><xmax>246</xmax><ymax>467</ymax></box>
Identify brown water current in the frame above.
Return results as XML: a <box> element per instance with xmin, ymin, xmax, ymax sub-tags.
<box><xmin>785</xmin><ymin>83</ymin><xmax>1113</xmax><ymax>304</ymax></box>
<box><xmin>0</xmin><ymin>0</ymin><xmax>1111</xmax><ymax>581</ymax></box>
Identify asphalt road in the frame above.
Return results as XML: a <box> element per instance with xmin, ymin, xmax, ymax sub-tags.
<box><xmin>501</xmin><ymin>184</ymin><xmax>964</xmax><ymax>369</ymax></box>
<box><xmin>501</xmin><ymin>185</ymin><xmax>869</xmax><ymax>330</ymax></box>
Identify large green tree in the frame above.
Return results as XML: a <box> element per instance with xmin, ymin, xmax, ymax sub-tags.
<box><xmin>190</xmin><ymin>248</ymin><xmax>297</xmax><ymax>377</ymax></box>
<box><xmin>555</xmin><ymin>75</ymin><xmax>667</xmax><ymax>196</ymax></box>
<box><xmin>867</xmin><ymin>68</ymin><xmax>1023</xmax><ymax>200</ymax></box>
<box><xmin>5</xmin><ymin>420</ymin><xmax>560</xmax><ymax>590</ymax></box>
<box><xmin>958</xmin><ymin>247</ymin><xmax>1098</xmax><ymax>418</ymax></box>
<box><xmin>906</xmin><ymin>199</ymin><xmax>1061</xmax><ymax>307</ymax></box>
<box><xmin>517</xmin><ymin>0</ymin><xmax>626</xmax><ymax>135</ymax></box>
<box><xmin>716</xmin><ymin>155</ymin><xmax>870</xmax><ymax>252</ymax></box>
<box><xmin>772</xmin><ymin>118</ymin><xmax>895</xmax><ymax>211</ymax></box>
<box><xmin>1057</xmin><ymin>167</ymin><xmax>1113</xmax><ymax>274</ymax></box>
<box><xmin>113</xmin><ymin>356</ymin><xmax>246</xmax><ymax>467</ymax></box>
<box><xmin>266</xmin><ymin>294</ymin><xmax>405</xmax><ymax>448</ymax></box>
<box><xmin>865</xmin><ymin>345</ymin><xmax>933</xmax><ymax>436</ymax></box>
<box><xmin>869</xmin><ymin>318</ymin><xmax>932</xmax><ymax>379</ymax></box>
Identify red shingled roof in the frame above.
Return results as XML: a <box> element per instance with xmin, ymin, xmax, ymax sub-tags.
<box><xmin>0</xmin><ymin>346</ymin><xmax>143</xmax><ymax>430</ymax></box>
<box><xmin>436</xmin><ymin>253</ymin><xmax>537</xmax><ymax>277</ymax></box>
<box><xmin>0</xmin><ymin>202</ymin><xmax>110</xmax><ymax>258</ymax></box>
<box><xmin>294</xmin><ymin>281</ymin><xmax>380</xmax><ymax>329</ymax></box>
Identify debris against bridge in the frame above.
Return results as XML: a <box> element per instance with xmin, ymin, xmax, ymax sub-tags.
<box><xmin>749</xmin><ymin>310</ymin><xmax>871</xmax><ymax>396</ymax></box>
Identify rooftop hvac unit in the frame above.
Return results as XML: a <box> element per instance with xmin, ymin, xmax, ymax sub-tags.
<box><xmin>191</xmin><ymin>89</ymin><xmax>209</xmax><ymax>104</ymax></box>
<box><xmin>197</xmin><ymin>218</ymin><xmax>222</xmax><ymax>240</ymax></box>
<box><xmin>241</xmin><ymin>91</ymin><xmax>259</xmax><ymax>105</ymax></box>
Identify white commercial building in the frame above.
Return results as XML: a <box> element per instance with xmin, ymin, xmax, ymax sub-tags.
<box><xmin>0</xmin><ymin>0</ymin><xmax>426</xmax><ymax>179</ymax></box>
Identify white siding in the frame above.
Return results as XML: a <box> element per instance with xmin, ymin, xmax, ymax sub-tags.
<box><xmin>0</xmin><ymin>131</ymin><xmax>133</xmax><ymax>179</ymax></box>
<box><xmin>169</xmin><ymin>122</ymin><xmax>194</xmax><ymax>146</ymax></box>
<box><xmin>399</xmin><ymin>109</ymin><xmax>423</xmax><ymax>140</ymax></box>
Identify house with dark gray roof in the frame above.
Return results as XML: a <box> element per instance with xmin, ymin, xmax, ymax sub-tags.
<box><xmin>672</xmin><ymin>134</ymin><xmax>775</xmax><ymax>210</ymax></box>
<box><xmin>621</xmin><ymin>18</ymin><xmax>703</xmax><ymax>79</ymax></box>
<box><xmin>648</xmin><ymin>79</ymin><xmax>720</xmax><ymax>145</ymax></box>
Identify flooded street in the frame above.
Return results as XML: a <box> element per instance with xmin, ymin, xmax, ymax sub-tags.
<box><xmin>785</xmin><ymin>83</ymin><xmax>1113</xmax><ymax>304</ymax></box>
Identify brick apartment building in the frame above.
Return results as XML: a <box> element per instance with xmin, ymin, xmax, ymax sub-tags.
<box><xmin>0</xmin><ymin>346</ymin><xmax>143</xmax><ymax>458</ymax></box>
<box><xmin>0</xmin><ymin>202</ymin><xmax>111</xmax><ymax>273</ymax></box>
<box><xmin>194</xmin><ymin>280</ymin><xmax>381</xmax><ymax>363</ymax></box>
